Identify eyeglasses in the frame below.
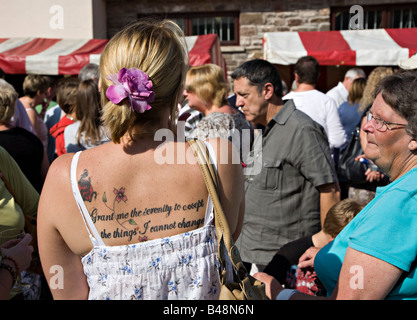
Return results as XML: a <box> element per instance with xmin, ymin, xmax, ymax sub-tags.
<box><xmin>366</xmin><ymin>111</ymin><xmax>407</xmax><ymax>132</ymax></box>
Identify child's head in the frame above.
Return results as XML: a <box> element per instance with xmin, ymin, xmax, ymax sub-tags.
<box><xmin>323</xmin><ymin>198</ymin><xmax>363</xmax><ymax>238</ymax></box>
<box><xmin>56</xmin><ymin>77</ymin><xmax>79</xmax><ymax>114</ymax></box>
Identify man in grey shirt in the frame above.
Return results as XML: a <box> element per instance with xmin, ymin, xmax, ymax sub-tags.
<box><xmin>232</xmin><ymin>59</ymin><xmax>340</xmax><ymax>273</ymax></box>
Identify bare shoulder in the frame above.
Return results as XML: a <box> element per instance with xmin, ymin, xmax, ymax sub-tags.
<box><xmin>48</xmin><ymin>152</ymin><xmax>74</xmax><ymax>173</ymax></box>
<box><xmin>39</xmin><ymin>153</ymin><xmax>76</xmax><ymax>214</ymax></box>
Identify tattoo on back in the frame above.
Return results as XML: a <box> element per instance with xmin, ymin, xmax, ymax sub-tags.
<box><xmin>78</xmin><ymin>170</ymin><xmax>205</xmax><ymax>243</ymax></box>
<box><xmin>78</xmin><ymin>169</ymin><xmax>97</xmax><ymax>202</ymax></box>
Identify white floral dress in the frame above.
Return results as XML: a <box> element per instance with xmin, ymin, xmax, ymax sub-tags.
<box><xmin>70</xmin><ymin>147</ymin><xmax>220</xmax><ymax>300</ymax></box>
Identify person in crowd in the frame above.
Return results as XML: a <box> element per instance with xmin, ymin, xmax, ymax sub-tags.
<box><xmin>255</xmin><ymin>71</ymin><xmax>417</xmax><ymax>300</ymax></box>
<box><xmin>63</xmin><ymin>79</ymin><xmax>109</xmax><ymax>153</ymax></box>
<box><xmin>44</xmin><ymin>66</ymin><xmax>100</xmax><ymax>163</ymax></box>
<box><xmin>49</xmin><ymin>78</ymin><xmax>79</xmax><ymax>157</ymax></box>
<box><xmin>336</xmin><ymin>77</ymin><xmax>367</xmax><ymax>200</ymax></box>
<box><xmin>232</xmin><ymin>58</ymin><xmax>340</xmax><ymax>275</ymax></box>
<box><xmin>19</xmin><ymin>75</ymin><xmax>55</xmax><ymax>151</ymax></box>
<box><xmin>0</xmin><ymin>145</ymin><xmax>38</xmax><ymax>299</ymax></box>
<box><xmin>78</xmin><ymin>63</ymin><xmax>100</xmax><ymax>82</ymax></box>
<box><xmin>0</xmin><ymin>79</ymin><xmax>49</xmax><ymax>193</ymax></box>
<box><xmin>43</xmin><ymin>77</ymin><xmax>70</xmax><ymax>163</ymax></box>
<box><xmin>38</xmin><ymin>19</ymin><xmax>244</xmax><ymax>300</ymax></box>
<box><xmin>263</xmin><ymin>198</ymin><xmax>363</xmax><ymax>295</ymax></box>
<box><xmin>283</xmin><ymin>56</ymin><xmax>346</xmax><ymax>155</ymax></box>
<box><xmin>338</xmin><ymin>77</ymin><xmax>367</xmax><ymax>150</ymax></box>
<box><xmin>326</xmin><ymin>68</ymin><xmax>366</xmax><ymax>107</ymax></box>
<box><xmin>184</xmin><ymin>63</ymin><xmax>253</xmax><ymax>163</ymax></box>
<box><xmin>43</xmin><ymin>104</ymin><xmax>63</xmax><ymax>163</ymax></box>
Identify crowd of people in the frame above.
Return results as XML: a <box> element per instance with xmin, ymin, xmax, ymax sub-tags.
<box><xmin>1</xmin><ymin>18</ymin><xmax>417</xmax><ymax>301</ymax></box>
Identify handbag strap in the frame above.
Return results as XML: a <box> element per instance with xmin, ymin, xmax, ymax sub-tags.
<box><xmin>188</xmin><ymin>139</ymin><xmax>249</xmax><ymax>281</ymax></box>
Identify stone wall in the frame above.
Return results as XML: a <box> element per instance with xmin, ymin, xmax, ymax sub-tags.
<box><xmin>105</xmin><ymin>0</ymin><xmax>417</xmax><ymax>86</ymax></box>
<box><xmin>227</xmin><ymin>9</ymin><xmax>331</xmax><ymax>76</ymax></box>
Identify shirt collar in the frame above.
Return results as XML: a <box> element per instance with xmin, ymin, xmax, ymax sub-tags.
<box><xmin>264</xmin><ymin>99</ymin><xmax>296</xmax><ymax>136</ymax></box>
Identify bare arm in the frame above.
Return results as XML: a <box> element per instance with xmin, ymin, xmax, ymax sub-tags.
<box><xmin>255</xmin><ymin>246</ymin><xmax>403</xmax><ymax>300</ymax></box>
<box><xmin>206</xmin><ymin>138</ymin><xmax>245</xmax><ymax>242</ymax></box>
<box><xmin>38</xmin><ymin>155</ymin><xmax>89</xmax><ymax>299</ymax></box>
<box><xmin>330</xmin><ymin>247</ymin><xmax>402</xmax><ymax>300</ymax></box>
<box><xmin>317</xmin><ymin>182</ymin><xmax>340</xmax><ymax>227</ymax></box>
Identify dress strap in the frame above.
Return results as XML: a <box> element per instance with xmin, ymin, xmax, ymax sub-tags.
<box><xmin>202</xmin><ymin>140</ymin><xmax>218</xmax><ymax>227</ymax></box>
<box><xmin>70</xmin><ymin>151</ymin><xmax>105</xmax><ymax>247</ymax></box>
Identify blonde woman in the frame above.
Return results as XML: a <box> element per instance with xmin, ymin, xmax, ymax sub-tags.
<box><xmin>38</xmin><ymin>19</ymin><xmax>244</xmax><ymax>300</ymax></box>
<box><xmin>184</xmin><ymin>64</ymin><xmax>252</xmax><ymax>163</ymax></box>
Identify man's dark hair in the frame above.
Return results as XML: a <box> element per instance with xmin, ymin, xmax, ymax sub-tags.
<box><xmin>231</xmin><ymin>59</ymin><xmax>283</xmax><ymax>97</ymax></box>
<box><xmin>294</xmin><ymin>56</ymin><xmax>319</xmax><ymax>85</ymax></box>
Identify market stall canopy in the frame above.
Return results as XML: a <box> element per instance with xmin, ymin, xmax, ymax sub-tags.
<box><xmin>263</xmin><ymin>28</ymin><xmax>417</xmax><ymax>66</ymax></box>
<box><xmin>0</xmin><ymin>33</ymin><xmax>226</xmax><ymax>75</ymax></box>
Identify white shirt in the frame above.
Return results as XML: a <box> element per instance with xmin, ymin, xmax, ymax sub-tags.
<box><xmin>326</xmin><ymin>82</ymin><xmax>348</xmax><ymax>108</ymax></box>
<box><xmin>283</xmin><ymin>89</ymin><xmax>347</xmax><ymax>150</ymax></box>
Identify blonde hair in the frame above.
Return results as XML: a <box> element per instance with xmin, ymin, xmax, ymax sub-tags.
<box><xmin>0</xmin><ymin>79</ymin><xmax>18</xmax><ymax>123</ymax></box>
<box><xmin>359</xmin><ymin>67</ymin><xmax>394</xmax><ymax>112</ymax></box>
<box><xmin>99</xmin><ymin>19</ymin><xmax>189</xmax><ymax>143</ymax></box>
<box><xmin>185</xmin><ymin>64</ymin><xmax>228</xmax><ymax>108</ymax></box>
<box><xmin>323</xmin><ymin>198</ymin><xmax>363</xmax><ymax>238</ymax></box>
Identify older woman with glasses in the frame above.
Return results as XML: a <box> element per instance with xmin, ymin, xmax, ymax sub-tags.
<box><xmin>254</xmin><ymin>71</ymin><xmax>417</xmax><ymax>300</ymax></box>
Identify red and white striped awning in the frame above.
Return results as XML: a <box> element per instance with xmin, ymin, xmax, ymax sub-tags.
<box><xmin>263</xmin><ymin>28</ymin><xmax>417</xmax><ymax>66</ymax></box>
<box><xmin>0</xmin><ymin>34</ymin><xmax>226</xmax><ymax>75</ymax></box>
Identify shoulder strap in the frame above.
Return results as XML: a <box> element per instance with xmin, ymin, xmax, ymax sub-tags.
<box><xmin>202</xmin><ymin>141</ymin><xmax>217</xmax><ymax>226</ymax></box>
<box><xmin>70</xmin><ymin>151</ymin><xmax>105</xmax><ymax>247</ymax></box>
<box><xmin>188</xmin><ymin>139</ymin><xmax>248</xmax><ymax>283</ymax></box>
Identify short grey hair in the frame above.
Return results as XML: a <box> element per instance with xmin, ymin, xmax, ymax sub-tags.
<box><xmin>345</xmin><ymin>68</ymin><xmax>366</xmax><ymax>80</ymax></box>
<box><xmin>374</xmin><ymin>71</ymin><xmax>417</xmax><ymax>140</ymax></box>
<box><xmin>78</xmin><ymin>63</ymin><xmax>100</xmax><ymax>82</ymax></box>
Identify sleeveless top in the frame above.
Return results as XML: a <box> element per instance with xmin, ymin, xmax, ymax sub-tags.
<box><xmin>70</xmin><ymin>143</ymin><xmax>220</xmax><ymax>300</ymax></box>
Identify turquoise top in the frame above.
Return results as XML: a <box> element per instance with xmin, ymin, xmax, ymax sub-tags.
<box><xmin>315</xmin><ymin>168</ymin><xmax>417</xmax><ymax>300</ymax></box>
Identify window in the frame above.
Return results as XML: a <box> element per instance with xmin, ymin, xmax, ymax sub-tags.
<box><xmin>137</xmin><ymin>12</ymin><xmax>239</xmax><ymax>45</ymax></box>
<box><xmin>331</xmin><ymin>4</ymin><xmax>417</xmax><ymax>30</ymax></box>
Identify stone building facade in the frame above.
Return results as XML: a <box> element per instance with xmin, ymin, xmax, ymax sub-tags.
<box><xmin>106</xmin><ymin>0</ymin><xmax>417</xmax><ymax>89</ymax></box>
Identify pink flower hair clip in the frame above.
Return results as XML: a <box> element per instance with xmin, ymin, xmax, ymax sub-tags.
<box><xmin>106</xmin><ymin>67</ymin><xmax>155</xmax><ymax>113</ymax></box>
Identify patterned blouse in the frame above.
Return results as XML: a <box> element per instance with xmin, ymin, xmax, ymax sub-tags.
<box><xmin>189</xmin><ymin>111</ymin><xmax>253</xmax><ymax>163</ymax></box>
<box><xmin>70</xmin><ymin>149</ymin><xmax>220</xmax><ymax>300</ymax></box>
